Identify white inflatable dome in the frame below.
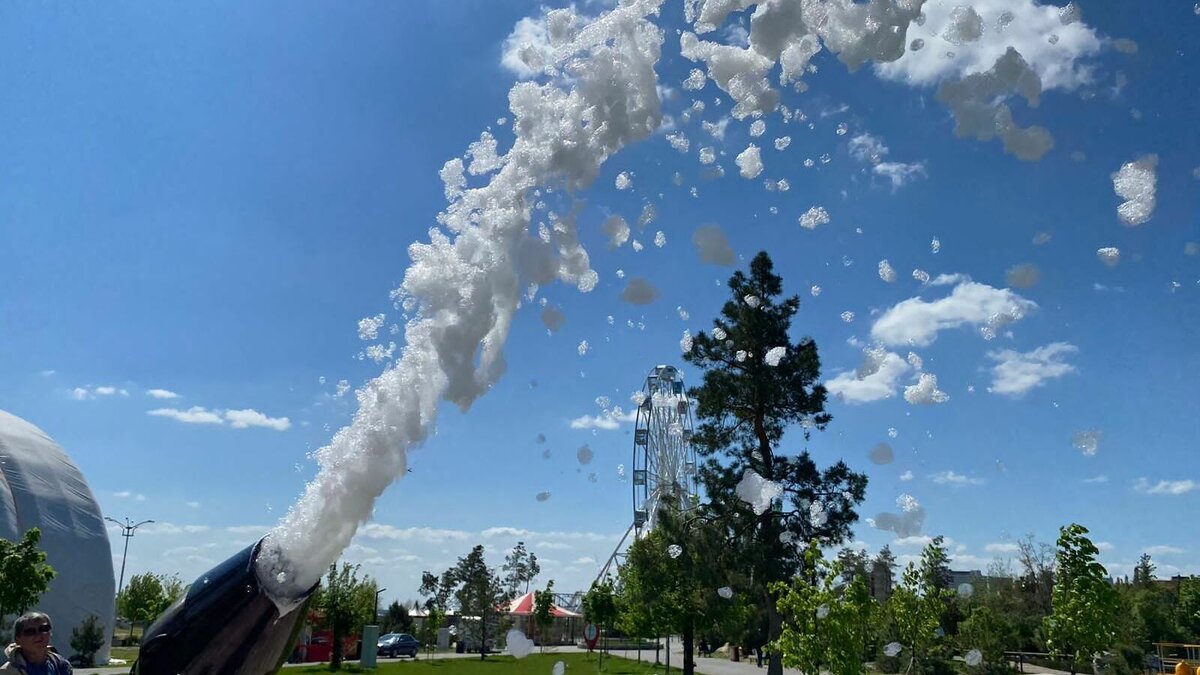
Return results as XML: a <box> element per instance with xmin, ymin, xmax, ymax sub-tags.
<box><xmin>0</xmin><ymin>410</ymin><xmax>114</xmax><ymax>664</ymax></box>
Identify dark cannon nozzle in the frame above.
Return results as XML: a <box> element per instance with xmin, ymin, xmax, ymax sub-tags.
<box><xmin>134</xmin><ymin>537</ymin><xmax>315</xmax><ymax>675</ymax></box>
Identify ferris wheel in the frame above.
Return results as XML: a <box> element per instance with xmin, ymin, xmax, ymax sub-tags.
<box><xmin>631</xmin><ymin>364</ymin><xmax>699</xmax><ymax>533</ymax></box>
<box><xmin>595</xmin><ymin>364</ymin><xmax>699</xmax><ymax>583</ymax></box>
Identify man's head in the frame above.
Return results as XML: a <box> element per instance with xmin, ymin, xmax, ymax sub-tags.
<box><xmin>12</xmin><ymin>612</ymin><xmax>52</xmax><ymax>662</ymax></box>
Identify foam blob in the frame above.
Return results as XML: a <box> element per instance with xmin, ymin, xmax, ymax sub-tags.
<box><xmin>507</xmin><ymin>629</ymin><xmax>535</xmax><ymax>658</ymax></box>
<box><xmin>736</xmin><ymin>469</ymin><xmax>783</xmax><ymax>515</ymax></box>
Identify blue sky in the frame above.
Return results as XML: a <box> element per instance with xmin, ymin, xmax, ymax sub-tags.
<box><xmin>1</xmin><ymin>0</ymin><xmax>1198</xmax><ymax>605</ymax></box>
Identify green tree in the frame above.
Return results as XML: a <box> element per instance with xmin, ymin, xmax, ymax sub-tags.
<box><xmin>958</xmin><ymin>605</ymin><xmax>1017</xmax><ymax>675</ymax></box>
<box><xmin>1132</xmin><ymin>554</ymin><xmax>1156</xmax><ymax>587</ymax></box>
<box><xmin>439</xmin><ymin>545</ymin><xmax>511</xmax><ymax>660</ymax></box>
<box><xmin>118</xmin><ymin>573</ymin><xmax>166</xmax><ymax>636</ymax></box>
<box><xmin>872</xmin><ymin>546</ymin><xmax>897</xmax><ymax>600</ymax></box>
<box><xmin>533</xmin><ymin>580</ymin><xmax>555</xmax><ymax>650</ymax></box>
<box><xmin>382</xmin><ymin>601</ymin><xmax>413</xmax><ymax>635</ymax></box>
<box><xmin>919</xmin><ymin>536</ymin><xmax>952</xmax><ymax>593</ymax></box>
<box><xmin>313</xmin><ymin>562</ymin><xmax>376</xmax><ymax>670</ymax></box>
<box><xmin>583</xmin><ymin>577</ymin><xmax>619</xmax><ymax>669</ymax></box>
<box><xmin>1044</xmin><ymin>524</ymin><xmax>1119</xmax><ymax>675</ymax></box>
<box><xmin>419</xmin><ymin>606</ymin><xmax>444</xmax><ymax>659</ymax></box>
<box><xmin>774</xmin><ymin>542</ymin><xmax>874</xmax><ymax>675</ymax></box>
<box><xmin>617</xmin><ymin>501</ymin><xmax>740</xmax><ymax>675</ymax></box>
<box><xmin>1177</xmin><ymin>578</ymin><xmax>1200</xmax><ymax>637</ymax></box>
<box><xmin>161</xmin><ymin>574</ymin><xmax>186</xmax><ymax>611</ymax></box>
<box><xmin>887</xmin><ymin>564</ymin><xmax>944</xmax><ymax>673</ymax></box>
<box><xmin>837</xmin><ymin>548</ymin><xmax>870</xmax><ymax>588</ymax></box>
<box><xmin>684</xmin><ymin>252</ymin><xmax>868</xmax><ymax>675</ymax></box>
<box><xmin>0</xmin><ymin>528</ymin><xmax>56</xmax><ymax>624</ymax></box>
<box><xmin>503</xmin><ymin>541</ymin><xmax>540</xmax><ymax>596</ymax></box>
<box><xmin>69</xmin><ymin>614</ymin><xmax>107</xmax><ymax>667</ymax></box>
<box><xmin>883</xmin><ymin>539</ymin><xmax>954</xmax><ymax>675</ymax></box>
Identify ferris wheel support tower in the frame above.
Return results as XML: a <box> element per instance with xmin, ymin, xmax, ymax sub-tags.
<box><xmin>594</xmin><ymin>364</ymin><xmax>699</xmax><ymax>584</ymax></box>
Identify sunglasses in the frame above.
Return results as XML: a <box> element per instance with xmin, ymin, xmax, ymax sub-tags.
<box><xmin>20</xmin><ymin>624</ymin><xmax>51</xmax><ymax>637</ymax></box>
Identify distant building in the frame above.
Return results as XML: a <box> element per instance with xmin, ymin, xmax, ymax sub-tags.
<box><xmin>949</xmin><ymin>569</ymin><xmax>984</xmax><ymax>589</ymax></box>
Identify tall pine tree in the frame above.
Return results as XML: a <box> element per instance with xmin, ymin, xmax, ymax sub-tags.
<box><xmin>684</xmin><ymin>252</ymin><xmax>868</xmax><ymax>675</ymax></box>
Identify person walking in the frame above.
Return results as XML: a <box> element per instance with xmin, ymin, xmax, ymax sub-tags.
<box><xmin>2</xmin><ymin>613</ymin><xmax>73</xmax><ymax>675</ymax></box>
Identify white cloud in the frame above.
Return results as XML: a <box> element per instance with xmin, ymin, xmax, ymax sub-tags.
<box><xmin>874</xmin><ymin>161</ymin><xmax>927</xmax><ymax>188</ymax></box>
<box><xmin>146</xmin><ymin>406</ymin><xmax>290</xmax><ymax>430</ymax></box>
<box><xmin>873</xmin><ymin>0</ymin><xmax>1103</xmax><ymax>91</ymax></box>
<box><xmin>893</xmin><ymin>535</ymin><xmax>954</xmax><ymax>548</ymax></box>
<box><xmin>186</xmin><ymin>501</ymin><xmax>201</xmax><ymax>508</ymax></box>
<box><xmin>482</xmin><ymin>527</ymin><xmax>531</xmax><ymax>538</ymax></box>
<box><xmin>985</xmin><ymin>542</ymin><xmax>1020</xmax><ymax>554</ymax></box>
<box><xmin>360</xmin><ymin>525</ymin><xmax>472</xmax><ymax>542</ymax></box>
<box><xmin>147</xmin><ymin>388</ymin><xmax>181</xmax><ymax>400</ymax></box>
<box><xmin>531</xmin><ymin>541</ymin><xmax>573</xmax><ymax>550</ymax></box>
<box><xmin>1145</xmin><ymin>545</ymin><xmax>1183</xmax><ymax>556</ymax></box>
<box><xmin>148</xmin><ymin>406</ymin><xmax>224</xmax><ymax>425</ymax></box>
<box><xmin>224</xmin><ymin>408</ymin><xmax>291</xmax><ymax>431</ymax></box>
<box><xmin>226</xmin><ymin>525</ymin><xmax>271</xmax><ymax>535</ymax></box>
<box><xmin>1134</xmin><ymin>478</ymin><xmax>1197</xmax><ymax>496</ymax></box>
<box><xmin>572</xmin><ymin>556</ymin><xmax>598</xmax><ymax>566</ymax></box>
<box><xmin>931</xmin><ymin>470</ymin><xmax>984</xmax><ymax>486</ymax></box>
<box><xmin>137</xmin><ymin>522</ymin><xmax>211</xmax><ymax>535</ymax></box>
<box><xmin>848</xmin><ymin>133</ymin><xmax>889</xmax><ymax>163</ymax></box>
<box><xmin>481</xmin><ymin>527</ymin><xmax>617</xmax><ymax>543</ymax></box>
<box><xmin>871</xmin><ymin>279</ymin><xmax>1037</xmax><ymax>347</ymax></box>
<box><xmin>71</xmin><ymin>385</ymin><xmax>129</xmax><ymax>400</ymax></box>
<box><xmin>899</xmin><ymin>470</ymin><xmax>914</xmax><ymax>481</ymax></box>
<box><xmin>826</xmin><ymin>351</ymin><xmax>910</xmax><ymax>404</ymax></box>
<box><xmin>987</xmin><ymin>342</ymin><xmax>1078</xmax><ymax>396</ymax></box>
<box><xmin>569</xmin><ymin>409</ymin><xmax>636</xmax><ymax>430</ymax></box>
<box><xmin>1095</xmin><ymin>541</ymin><xmax>1114</xmax><ymax>552</ymax></box>
<box><xmin>114</xmin><ymin>491</ymin><xmax>132</xmax><ymax>498</ymax></box>
<box><xmin>1083</xmin><ymin>475</ymin><xmax>1109</xmax><ymax>484</ymax></box>
<box><xmin>950</xmin><ymin>553</ymin><xmax>994</xmax><ymax>568</ymax></box>
<box><xmin>39</xmin><ymin>370</ymin><xmax>56</xmax><ymax>377</ymax></box>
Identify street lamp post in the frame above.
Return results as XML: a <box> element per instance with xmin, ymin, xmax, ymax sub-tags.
<box><xmin>374</xmin><ymin>588</ymin><xmax>388</xmax><ymax>625</ymax></box>
<box><xmin>105</xmin><ymin>516</ymin><xmax>154</xmax><ymax>598</ymax></box>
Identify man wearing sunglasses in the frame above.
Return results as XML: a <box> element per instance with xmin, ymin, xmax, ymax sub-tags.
<box><xmin>2</xmin><ymin>613</ymin><xmax>73</xmax><ymax>675</ymax></box>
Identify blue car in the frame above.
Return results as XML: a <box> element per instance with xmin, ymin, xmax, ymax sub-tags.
<box><xmin>377</xmin><ymin>633</ymin><xmax>421</xmax><ymax>658</ymax></box>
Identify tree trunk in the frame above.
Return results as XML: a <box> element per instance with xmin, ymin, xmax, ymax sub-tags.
<box><xmin>766</xmin><ymin>601</ymin><xmax>783</xmax><ymax>675</ymax></box>
<box><xmin>331</xmin><ymin>622</ymin><xmax>343</xmax><ymax>671</ymax></box>
<box><xmin>683</xmin><ymin>619</ymin><xmax>696</xmax><ymax>675</ymax></box>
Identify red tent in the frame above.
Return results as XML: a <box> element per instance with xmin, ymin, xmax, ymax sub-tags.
<box><xmin>507</xmin><ymin>591</ymin><xmax>581</xmax><ymax>618</ymax></box>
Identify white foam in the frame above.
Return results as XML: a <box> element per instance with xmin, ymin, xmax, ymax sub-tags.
<box><xmin>735</xmin><ymin>468</ymin><xmax>783</xmax><ymax>515</ymax></box>
<box><xmin>764</xmin><ymin>346</ymin><xmax>787</xmax><ymax>366</ymax></box>
<box><xmin>800</xmin><ymin>205</ymin><xmax>830</xmax><ymax>230</ymax></box>
<box><xmin>736</xmin><ymin>143</ymin><xmax>764</xmax><ymax>178</ymax></box>
<box><xmin>256</xmin><ymin>0</ymin><xmax>668</xmax><ymax>600</ymax></box>
<box><xmin>1112</xmin><ymin>155</ymin><xmax>1157</xmax><ymax>226</ymax></box>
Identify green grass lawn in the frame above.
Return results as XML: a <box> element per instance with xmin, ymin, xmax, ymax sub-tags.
<box><xmin>109</xmin><ymin>646</ymin><xmax>140</xmax><ymax>662</ymax></box>
<box><xmin>289</xmin><ymin>653</ymin><xmax>679</xmax><ymax>674</ymax></box>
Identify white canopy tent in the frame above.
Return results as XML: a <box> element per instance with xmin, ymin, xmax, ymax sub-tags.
<box><xmin>0</xmin><ymin>409</ymin><xmax>115</xmax><ymax>665</ymax></box>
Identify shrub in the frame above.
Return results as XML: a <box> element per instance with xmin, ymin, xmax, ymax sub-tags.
<box><xmin>70</xmin><ymin>615</ymin><xmax>106</xmax><ymax>667</ymax></box>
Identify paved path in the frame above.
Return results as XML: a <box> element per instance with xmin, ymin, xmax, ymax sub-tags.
<box><xmin>602</xmin><ymin>642</ymin><xmax>807</xmax><ymax>675</ymax></box>
<box><xmin>79</xmin><ymin>643</ymin><xmax>813</xmax><ymax>675</ymax></box>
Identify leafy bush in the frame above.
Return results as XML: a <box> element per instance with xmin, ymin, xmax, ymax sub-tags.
<box><xmin>69</xmin><ymin>615</ymin><xmax>106</xmax><ymax>667</ymax></box>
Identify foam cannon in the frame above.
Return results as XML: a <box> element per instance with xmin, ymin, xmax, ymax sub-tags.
<box><xmin>133</xmin><ymin>537</ymin><xmax>315</xmax><ymax>675</ymax></box>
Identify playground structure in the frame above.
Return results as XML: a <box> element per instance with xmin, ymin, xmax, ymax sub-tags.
<box><xmin>1154</xmin><ymin>644</ymin><xmax>1200</xmax><ymax>675</ymax></box>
